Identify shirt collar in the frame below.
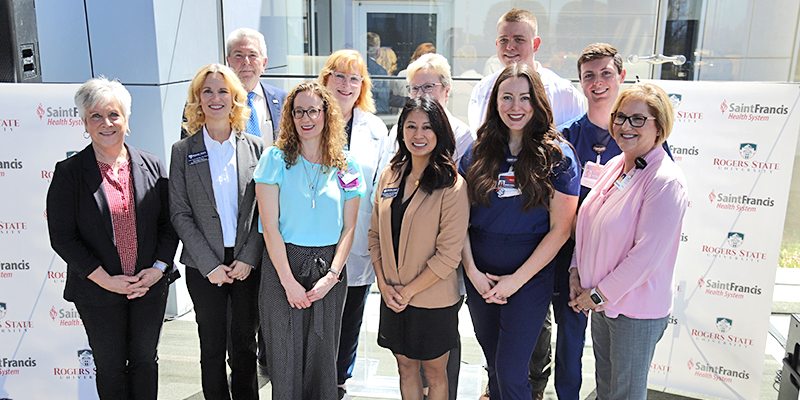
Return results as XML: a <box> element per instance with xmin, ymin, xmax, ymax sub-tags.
<box><xmin>202</xmin><ymin>126</ymin><xmax>237</xmax><ymax>150</ymax></box>
<box><xmin>249</xmin><ymin>82</ymin><xmax>265</xmax><ymax>101</ymax></box>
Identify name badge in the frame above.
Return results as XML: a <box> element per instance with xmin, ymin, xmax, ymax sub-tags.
<box><xmin>497</xmin><ymin>169</ymin><xmax>521</xmax><ymax>198</ymax></box>
<box><xmin>188</xmin><ymin>150</ymin><xmax>208</xmax><ymax>165</ymax></box>
<box><xmin>381</xmin><ymin>187</ymin><xmax>399</xmax><ymax>198</ymax></box>
<box><xmin>581</xmin><ymin>161</ymin><xmax>603</xmax><ymax>189</ymax></box>
<box><xmin>613</xmin><ymin>169</ymin><xmax>638</xmax><ymax>191</ymax></box>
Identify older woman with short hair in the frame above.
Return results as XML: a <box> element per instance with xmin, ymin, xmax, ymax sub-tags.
<box><xmin>568</xmin><ymin>82</ymin><xmax>688</xmax><ymax>400</ymax></box>
<box><xmin>170</xmin><ymin>63</ymin><xmax>265</xmax><ymax>400</ymax></box>
<box><xmin>318</xmin><ymin>49</ymin><xmax>389</xmax><ymax>397</ymax></box>
<box><xmin>47</xmin><ymin>77</ymin><xmax>179</xmax><ymax>400</ymax></box>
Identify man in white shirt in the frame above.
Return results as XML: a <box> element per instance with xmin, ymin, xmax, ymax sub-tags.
<box><xmin>467</xmin><ymin>9</ymin><xmax>584</xmax><ymax>133</ymax></box>
<box><xmin>226</xmin><ymin>28</ymin><xmax>287</xmax><ymax>144</ymax></box>
<box><xmin>467</xmin><ymin>9</ymin><xmax>585</xmax><ymax>400</ymax></box>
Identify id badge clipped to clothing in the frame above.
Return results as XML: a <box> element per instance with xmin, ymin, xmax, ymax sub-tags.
<box><xmin>338</xmin><ymin>166</ymin><xmax>360</xmax><ymax>191</ymax></box>
<box><xmin>581</xmin><ymin>160</ymin><xmax>603</xmax><ymax>189</ymax></box>
<box><xmin>496</xmin><ymin>167</ymin><xmax>521</xmax><ymax>198</ymax></box>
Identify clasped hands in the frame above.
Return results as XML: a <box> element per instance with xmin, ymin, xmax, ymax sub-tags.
<box><xmin>566</xmin><ymin>268</ymin><xmax>604</xmax><ymax>316</ymax></box>
<box><xmin>90</xmin><ymin>264</ymin><xmax>166</xmax><ymax>300</ymax></box>
<box><xmin>281</xmin><ymin>271</ymin><xmax>339</xmax><ymax>310</ymax></box>
<box><xmin>468</xmin><ymin>269</ymin><xmax>525</xmax><ymax>305</ymax></box>
<box><xmin>207</xmin><ymin>260</ymin><xmax>254</xmax><ymax>287</ymax></box>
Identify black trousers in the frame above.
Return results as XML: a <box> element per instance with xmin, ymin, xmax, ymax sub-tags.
<box><xmin>186</xmin><ymin>250</ymin><xmax>260</xmax><ymax>400</ymax></box>
<box><xmin>75</xmin><ymin>290</ymin><xmax>168</xmax><ymax>400</ymax></box>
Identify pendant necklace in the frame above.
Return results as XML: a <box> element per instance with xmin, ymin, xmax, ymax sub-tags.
<box><xmin>301</xmin><ymin>153</ymin><xmax>323</xmax><ymax>208</ymax></box>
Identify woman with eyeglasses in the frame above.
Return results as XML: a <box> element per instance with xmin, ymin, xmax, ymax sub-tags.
<box><xmin>254</xmin><ymin>81</ymin><xmax>364</xmax><ymax>400</ymax></box>
<box><xmin>567</xmin><ymin>82</ymin><xmax>687</xmax><ymax>400</ymax></box>
<box><xmin>317</xmin><ymin>49</ymin><xmax>389</xmax><ymax>398</ymax></box>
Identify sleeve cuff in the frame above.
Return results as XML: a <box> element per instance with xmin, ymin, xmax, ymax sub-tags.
<box><xmin>206</xmin><ymin>265</ymin><xmax>221</xmax><ymax>277</ymax></box>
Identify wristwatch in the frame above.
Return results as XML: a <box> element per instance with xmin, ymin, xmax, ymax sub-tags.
<box><xmin>590</xmin><ymin>287</ymin><xmax>605</xmax><ymax>306</ymax></box>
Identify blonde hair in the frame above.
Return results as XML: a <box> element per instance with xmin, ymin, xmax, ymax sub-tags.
<box><xmin>277</xmin><ymin>82</ymin><xmax>348</xmax><ymax>172</ymax></box>
<box><xmin>318</xmin><ymin>49</ymin><xmax>376</xmax><ymax>113</ymax></box>
<box><xmin>610</xmin><ymin>82</ymin><xmax>674</xmax><ymax>146</ymax></box>
<box><xmin>407</xmin><ymin>53</ymin><xmax>453</xmax><ymax>89</ymax></box>
<box><xmin>183</xmin><ymin>64</ymin><xmax>250</xmax><ymax>135</ymax></box>
<box><xmin>498</xmin><ymin>8</ymin><xmax>538</xmax><ymax>37</ymax></box>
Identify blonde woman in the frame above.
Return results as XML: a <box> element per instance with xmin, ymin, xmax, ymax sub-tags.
<box><xmin>170</xmin><ymin>63</ymin><xmax>265</xmax><ymax>400</ymax></box>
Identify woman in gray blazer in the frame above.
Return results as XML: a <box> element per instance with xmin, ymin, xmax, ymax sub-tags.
<box><xmin>169</xmin><ymin>63</ymin><xmax>265</xmax><ymax>400</ymax></box>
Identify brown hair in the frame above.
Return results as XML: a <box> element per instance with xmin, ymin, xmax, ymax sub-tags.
<box><xmin>411</xmin><ymin>43</ymin><xmax>436</xmax><ymax>63</ymax></box>
<box><xmin>276</xmin><ymin>81</ymin><xmax>348</xmax><ymax>172</ymax></box>
<box><xmin>466</xmin><ymin>63</ymin><xmax>565</xmax><ymax>212</ymax></box>
<box><xmin>577</xmin><ymin>42</ymin><xmax>623</xmax><ymax>76</ymax></box>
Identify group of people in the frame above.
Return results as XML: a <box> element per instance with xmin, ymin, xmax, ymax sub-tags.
<box><xmin>45</xmin><ymin>8</ymin><xmax>687</xmax><ymax>400</ymax></box>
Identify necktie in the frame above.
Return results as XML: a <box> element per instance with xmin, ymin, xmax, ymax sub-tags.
<box><xmin>247</xmin><ymin>91</ymin><xmax>261</xmax><ymax>138</ymax></box>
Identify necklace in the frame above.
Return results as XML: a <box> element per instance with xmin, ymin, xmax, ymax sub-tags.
<box><xmin>409</xmin><ymin>169</ymin><xmax>422</xmax><ymax>186</ymax></box>
<box><xmin>300</xmin><ymin>155</ymin><xmax>323</xmax><ymax>208</ymax></box>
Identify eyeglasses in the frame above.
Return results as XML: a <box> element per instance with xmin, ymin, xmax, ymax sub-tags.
<box><xmin>406</xmin><ymin>82</ymin><xmax>443</xmax><ymax>95</ymax></box>
<box><xmin>611</xmin><ymin>112</ymin><xmax>653</xmax><ymax>128</ymax></box>
<box><xmin>331</xmin><ymin>71</ymin><xmax>363</xmax><ymax>86</ymax></box>
<box><xmin>291</xmin><ymin>107</ymin><xmax>323</xmax><ymax>119</ymax></box>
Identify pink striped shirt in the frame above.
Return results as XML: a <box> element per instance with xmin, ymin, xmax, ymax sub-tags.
<box><xmin>572</xmin><ymin>147</ymin><xmax>687</xmax><ymax>319</ymax></box>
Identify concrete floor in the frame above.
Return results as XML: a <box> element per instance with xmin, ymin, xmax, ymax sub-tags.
<box><xmin>156</xmin><ymin>282</ymin><xmax>794</xmax><ymax>400</ymax></box>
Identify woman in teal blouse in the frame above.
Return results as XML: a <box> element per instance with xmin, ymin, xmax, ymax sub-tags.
<box><xmin>254</xmin><ymin>81</ymin><xmax>364</xmax><ymax>400</ymax></box>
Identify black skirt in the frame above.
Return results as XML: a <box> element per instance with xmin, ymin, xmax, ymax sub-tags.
<box><xmin>377</xmin><ymin>299</ymin><xmax>459</xmax><ymax>360</ymax></box>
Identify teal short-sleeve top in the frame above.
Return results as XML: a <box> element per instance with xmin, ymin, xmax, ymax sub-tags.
<box><xmin>254</xmin><ymin>147</ymin><xmax>366</xmax><ymax>246</ymax></box>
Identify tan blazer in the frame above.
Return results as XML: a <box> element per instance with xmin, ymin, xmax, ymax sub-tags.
<box><xmin>368</xmin><ymin>165</ymin><xmax>469</xmax><ymax>309</ymax></box>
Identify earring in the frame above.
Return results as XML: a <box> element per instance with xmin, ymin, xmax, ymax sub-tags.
<box><xmin>197</xmin><ymin>109</ymin><xmax>202</xmax><ymax>115</ymax></box>
<box><xmin>83</xmin><ymin>131</ymin><xmax>89</xmax><ymax>139</ymax></box>
<box><xmin>125</xmin><ymin>130</ymin><xmax>131</xmax><ymax>136</ymax></box>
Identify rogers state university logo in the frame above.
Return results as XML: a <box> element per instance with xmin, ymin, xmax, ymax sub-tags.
<box><xmin>716</xmin><ymin>317</ymin><xmax>733</xmax><ymax>333</ymax></box>
<box><xmin>727</xmin><ymin>232</ymin><xmax>744</xmax><ymax>248</ymax></box>
<box><xmin>739</xmin><ymin>143</ymin><xmax>756</xmax><ymax>159</ymax></box>
<box><xmin>77</xmin><ymin>349</ymin><xmax>94</xmax><ymax>367</ymax></box>
<box><xmin>669</xmin><ymin>93</ymin><xmax>682</xmax><ymax>109</ymax></box>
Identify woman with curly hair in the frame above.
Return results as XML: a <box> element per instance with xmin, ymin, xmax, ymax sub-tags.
<box><xmin>254</xmin><ymin>81</ymin><xmax>365</xmax><ymax>400</ymax></box>
<box><xmin>459</xmin><ymin>63</ymin><xmax>580</xmax><ymax>399</ymax></box>
<box><xmin>169</xmin><ymin>63</ymin><xmax>264</xmax><ymax>400</ymax></box>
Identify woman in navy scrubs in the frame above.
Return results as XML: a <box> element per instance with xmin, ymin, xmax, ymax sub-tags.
<box><xmin>459</xmin><ymin>63</ymin><xmax>579</xmax><ymax>399</ymax></box>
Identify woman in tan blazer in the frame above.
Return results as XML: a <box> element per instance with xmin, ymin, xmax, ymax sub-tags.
<box><xmin>368</xmin><ymin>95</ymin><xmax>469</xmax><ymax>400</ymax></box>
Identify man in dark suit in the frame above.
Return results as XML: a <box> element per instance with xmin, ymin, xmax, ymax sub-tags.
<box><xmin>226</xmin><ymin>28</ymin><xmax>287</xmax><ymax>144</ymax></box>
<box><xmin>180</xmin><ymin>28</ymin><xmax>287</xmax><ymax>142</ymax></box>
<box><xmin>224</xmin><ymin>27</ymin><xmax>285</xmax><ymax>376</ymax></box>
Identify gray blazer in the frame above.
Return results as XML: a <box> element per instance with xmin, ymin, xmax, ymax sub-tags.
<box><xmin>169</xmin><ymin>129</ymin><xmax>265</xmax><ymax>275</ymax></box>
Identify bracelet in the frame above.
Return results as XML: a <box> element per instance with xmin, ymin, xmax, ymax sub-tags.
<box><xmin>329</xmin><ymin>267</ymin><xmax>344</xmax><ymax>282</ymax></box>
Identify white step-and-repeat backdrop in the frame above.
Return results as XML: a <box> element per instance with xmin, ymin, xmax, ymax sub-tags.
<box><xmin>649</xmin><ymin>80</ymin><xmax>800</xmax><ymax>400</ymax></box>
<box><xmin>1</xmin><ymin>81</ymin><xmax>798</xmax><ymax>399</ymax></box>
